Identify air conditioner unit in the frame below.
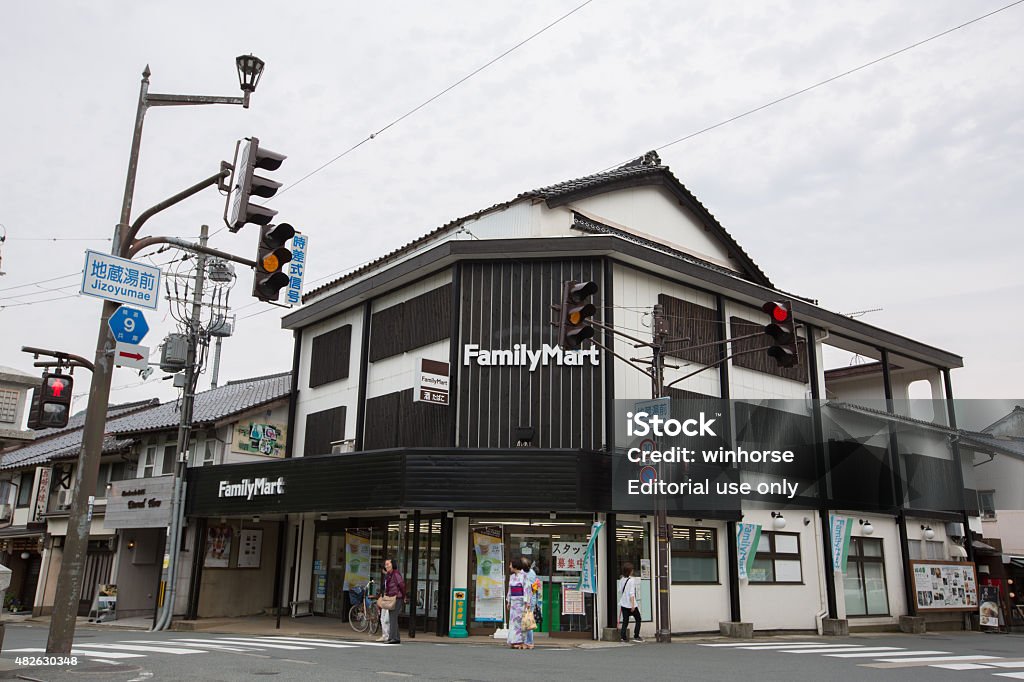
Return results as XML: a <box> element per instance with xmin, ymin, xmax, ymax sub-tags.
<box><xmin>0</xmin><ymin>504</ymin><xmax>12</xmax><ymax>521</ymax></box>
<box><xmin>56</xmin><ymin>489</ymin><xmax>73</xmax><ymax>509</ymax></box>
<box><xmin>331</xmin><ymin>439</ymin><xmax>355</xmax><ymax>454</ymax></box>
<box><xmin>946</xmin><ymin>521</ymin><xmax>965</xmax><ymax>537</ymax></box>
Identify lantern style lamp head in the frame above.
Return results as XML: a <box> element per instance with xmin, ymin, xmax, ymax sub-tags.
<box><xmin>860</xmin><ymin>519</ymin><xmax>874</xmax><ymax>535</ymax></box>
<box><xmin>771</xmin><ymin>511</ymin><xmax>786</xmax><ymax>530</ymax></box>
<box><xmin>235</xmin><ymin>54</ymin><xmax>265</xmax><ymax>107</ymax></box>
<box><xmin>922</xmin><ymin>525</ymin><xmax>935</xmax><ymax>540</ymax></box>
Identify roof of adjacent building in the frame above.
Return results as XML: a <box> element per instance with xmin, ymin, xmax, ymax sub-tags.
<box><xmin>301</xmin><ymin>151</ymin><xmax>773</xmax><ymax>302</ymax></box>
<box><xmin>0</xmin><ymin>372</ymin><xmax>292</xmax><ymax>471</ymax></box>
<box><xmin>0</xmin><ymin>365</ymin><xmax>38</xmax><ymax>387</ymax></box>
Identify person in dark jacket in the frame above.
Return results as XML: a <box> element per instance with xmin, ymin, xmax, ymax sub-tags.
<box><xmin>382</xmin><ymin>558</ymin><xmax>407</xmax><ymax>644</ymax></box>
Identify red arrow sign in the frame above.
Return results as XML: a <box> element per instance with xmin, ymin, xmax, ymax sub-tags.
<box><xmin>119</xmin><ymin>351</ymin><xmax>144</xmax><ymax>361</ymax></box>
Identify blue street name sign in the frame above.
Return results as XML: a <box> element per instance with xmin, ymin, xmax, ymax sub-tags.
<box><xmin>108</xmin><ymin>306</ymin><xmax>150</xmax><ymax>344</ymax></box>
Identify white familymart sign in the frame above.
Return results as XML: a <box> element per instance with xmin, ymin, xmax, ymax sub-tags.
<box><xmin>463</xmin><ymin>343</ymin><xmax>599</xmax><ymax>370</ymax></box>
<box><xmin>217</xmin><ymin>477</ymin><xmax>286</xmax><ymax>501</ymax></box>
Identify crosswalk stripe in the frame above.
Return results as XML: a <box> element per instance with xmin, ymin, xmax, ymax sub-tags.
<box><xmin>205</xmin><ymin>638</ymin><xmax>314</xmax><ymax>650</ymax></box>
<box><xmin>83</xmin><ymin>643</ymin><xmax>207</xmax><ymax>655</ymax></box>
<box><xmin>122</xmin><ymin>640</ymin><xmax>259</xmax><ymax>653</ymax></box>
<box><xmin>736</xmin><ymin>644</ymin><xmax>864</xmax><ymax>650</ymax></box>
<box><xmin>875</xmin><ymin>655</ymin><xmax>1000</xmax><ymax>663</ymax></box>
<box><xmin>784</xmin><ymin>647</ymin><xmax>901</xmax><ymax>654</ymax></box>
<box><xmin>4</xmin><ymin>647</ymin><xmax>144</xmax><ymax>660</ymax></box>
<box><xmin>238</xmin><ymin>638</ymin><xmax>357</xmax><ymax>650</ymax></box>
<box><xmin>931</xmin><ymin>663</ymin><xmax>994</xmax><ymax>670</ymax></box>
<box><xmin>699</xmin><ymin>642</ymin><xmax>820</xmax><ymax>648</ymax></box>
<box><xmin>264</xmin><ymin>636</ymin><xmax>393</xmax><ymax>648</ymax></box>
<box><xmin>826</xmin><ymin>650</ymin><xmax>949</xmax><ymax>658</ymax></box>
<box><xmin>995</xmin><ymin>673</ymin><xmax>1024</xmax><ymax>679</ymax></box>
<box><xmin>990</xmin><ymin>662</ymin><xmax>1024</xmax><ymax>668</ymax></box>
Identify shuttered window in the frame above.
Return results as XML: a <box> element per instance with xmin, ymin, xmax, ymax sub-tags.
<box><xmin>309</xmin><ymin>324</ymin><xmax>352</xmax><ymax>388</ymax></box>
<box><xmin>369</xmin><ymin>284</ymin><xmax>451</xmax><ymax>362</ymax></box>
<box><xmin>304</xmin><ymin>406</ymin><xmax>347</xmax><ymax>456</ymax></box>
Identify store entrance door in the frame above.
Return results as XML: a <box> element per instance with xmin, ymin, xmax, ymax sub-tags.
<box><xmin>502</xmin><ymin>526</ymin><xmax>596</xmax><ymax>639</ymax></box>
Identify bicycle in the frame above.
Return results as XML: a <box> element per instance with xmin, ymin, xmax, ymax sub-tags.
<box><xmin>348</xmin><ymin>579</ymin><xmax>381</xmax><ymax>634</ymax></box>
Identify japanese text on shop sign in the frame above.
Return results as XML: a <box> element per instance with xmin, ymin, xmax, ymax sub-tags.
<box><xmin>551</xmin><ymin>542</ymin><xmax>586</xmax><ymax>571</ymax></box>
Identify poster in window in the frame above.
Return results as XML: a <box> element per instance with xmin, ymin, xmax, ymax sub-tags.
<box><xmin>473</xmin><ymin>528</ymin><xmax>504</xmax><ymax>622</ymax></box>
<box><xmin>562</xmin><ymin>582</ymin><xmax>585</xmax><ymax>615</ymax></box>
<box><xmin>204</xmin><ymin>525</ymin><xmax>233</xmax><ymax>568</ymax></box>
<box><xmin>237</xmin><ymin>529</ymin><xmax>263</xmax><ymax>568</ymax></box>
<box><xmin>343</xmin><ymin>529</ymin><xmax>371</xmax><ymax>591</ymax></box>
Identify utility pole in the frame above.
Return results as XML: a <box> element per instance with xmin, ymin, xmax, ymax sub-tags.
<box><xmin>153</xmin><ymin>226</ymin><xmax>208</xmax><ymax>630</ymax></box>
<box><xmin>649</xmin><ymin>304</ymin><xmax>672</xmax><ymax>643</ymax></box>
<box><xmin>46</xmin><ymin>58</ymin><xmax>265</xmax><ymax>655</ymax></box>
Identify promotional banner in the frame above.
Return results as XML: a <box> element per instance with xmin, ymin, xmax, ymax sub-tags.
<box><xmin>473</xmin><ymin>528</ymin><xmax>504</xmax><ymax>621</ymax></box>
<box><xmin>579</xmin><ymin>521</ymin><xmax>604</xmax><ymax>593</ymax></box>
<box><xmin>231</xmin><ymin>421</ymin><xmax>287</xmax><ymax>458</ymax></box>
<box><xmin>204</xmin><ymin>525</ymin><xmax>233</xmax><ymax>568</ymax></box>
<box><xmin>735</xmin><ymin>522</ymin><xmax>762</xmax><ymax>580</ymax></box>
<box><xmin>343</xmin><ymin>529</ymin><xmax>371</xmax><ymax>591</ymax></box>
<box><xmin>829</xmin><ymin>515</ymin><xmax>854</xmax><ymax>573</ymax></box>
<box><xmin>980</xmin><ymin>585</ymin><xmax>1001</xmax><ymax>628</ymax></box>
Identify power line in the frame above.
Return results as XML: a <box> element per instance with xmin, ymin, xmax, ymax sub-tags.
<box><xmin>605</xmin><ymin>0</ymin><xmax>1024</xmax><ymax>169</ymax></box>
<box><xmin>269</xmin><ymin>0</ymin><xmax>597</xmax><ymax>203</ymax></box>
<box><xmin>5</xmin><ymin>237</ymin><xmax>111</xmax><ymax>242</ymax></box>
<box><xmin>0</xmin><ymin>270</ymin><xmax>81</xmax><ymax>293</ymax></box>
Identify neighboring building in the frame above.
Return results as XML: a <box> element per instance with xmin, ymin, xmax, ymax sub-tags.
<box><xmin>0</xmin><ymin>365</ymin><xmax>39</xmax><ymax>450</ymax></box>
<box><xmin>184</xmin><ymin>152</ymin><xmax>977</xmax><ymax>637</ymax></box>
<box><xmin>0</xmin><ymin>372</ymin><xmax>290</xmax><ymax>618</ymax></box>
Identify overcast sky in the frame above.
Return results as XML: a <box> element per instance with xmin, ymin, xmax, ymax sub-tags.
<box><xmin>1</xmin><ymin>1</ymin><xmax>1021</xmax><ymax>418</ymax></box>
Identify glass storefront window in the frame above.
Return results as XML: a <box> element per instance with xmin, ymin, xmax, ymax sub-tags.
<box><xmin>750</xmin><ymin>532</ymin><xmax>802</xmax><ymax>584</ymax></box>
<box><xmin>844</xmin><ymin>537</ymin><xmax>889</xmax><ymax>617</ymax></box>
<box><xmin>671</xmin><ymin>526</ymin><xmax>718</xmax><ymax>584</ymax></box>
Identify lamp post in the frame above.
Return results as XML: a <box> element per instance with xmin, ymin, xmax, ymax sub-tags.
<box><xmin>46</xmin><ymin>56</ymin><xmax>264</xmax><ymax>655</ymax></box>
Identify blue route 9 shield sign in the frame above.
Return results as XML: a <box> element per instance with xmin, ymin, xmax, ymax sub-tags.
<box><xmin>108</xmin><ymin>306</ymin><xmax>150</xmax><ymax>344</ymax></box>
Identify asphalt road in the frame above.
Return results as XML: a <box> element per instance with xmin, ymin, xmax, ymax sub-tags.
<box><xmin>3</xmin><ymin>625</ymin><xmax>1024</xmax><ymax>681</ymax></box>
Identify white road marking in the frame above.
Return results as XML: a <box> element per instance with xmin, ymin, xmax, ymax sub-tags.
<box><xmin>995</xmin><ymin>674</ymin><xmax>1024</xmax><ymax>680</ymax></box>
<box><xmin>875</xmin><ymin>655</ymin><xmax>1000</xmax><ymax>663</ymax></box>
<box><xmin>122</xmin><ymin>640</ymin><xmax>259</xmax><ymax>653</ymax></box>
<box><xmin>700</xmin><ymin>642</ymin><xmax>820</xmax><ymax>648</ymax></box>
<box><xmin>4</xmin><ymin>647</ymin><xmax>143</xmax><ymax>660</ymax></box>
<box><xmin>931</xmin><ymin>663</ymin><xmax>994</xmax><ymax>670</ymax></box>
<box><xmin>243</xmin><ymin>637</ymin><xmax>356</xmax><ymax>649</ymax></box>
<box><xmin>204</xmin><ymin>638</ymin><xmax>313</xmax><ymax>650</ymax></box>
<box><xmin>85</xmin><ymin>643</ymin><xmax>208</xmax><ymax>655</ymax></box>
<box><xmin>989</xmin><ymin>662</ymin><xmax>1024</xmax><ymax>668</ymax></box>
<box><xmin>827</xmin><ymin>650</ymin><xmax>949</xmax><ymax>658</ymax></box>
<box><xmin>787</xmin><ymin>647</ymin><xmax>903</xmax><ymax>655</ymax></box>
<box><xmin>265</xmin><ymin>636</ymin><xmax>393</xmax><ymax>647</ymax></box>
<box><xmin>737</xmin><ymin>643</ymin><xmax>865</xmax><ymax>650</ymax></box>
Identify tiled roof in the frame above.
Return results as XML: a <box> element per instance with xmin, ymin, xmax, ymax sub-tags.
<box><xmin>106</xmin><ymin>372</ymin><xmax>291</xmax><ymax>435</ymax></box>
<box><xmin>959</xmin><ymin>432</ymin><xmax>1024</xmax><ymax>459</ymax></box>
<box><xmin>0</xmin><ymin>372</ymin><xmax>291</xmax><ymax>471</ymax></box>
<box><xmin>302</xmin><ymin>152</ymin><xmax>772</xmax><ymax>301</ymax></box>
<box><xmin>31</xmin><ymin>398</ymin><xmax>160</xmax><ymax>440</ymax></box>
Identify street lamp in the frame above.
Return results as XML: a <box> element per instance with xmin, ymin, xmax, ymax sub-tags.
<box><xmin>46</xmin><ymin>56</ymin><xmax>264</xmax><ymax>656</ymax></box>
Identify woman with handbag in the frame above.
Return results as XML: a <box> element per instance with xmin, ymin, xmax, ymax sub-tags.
<box><xmin>379</xmin><ymin>558</ymin><xmax>406</xmax><ymax>644</ymax></box>
<box><xmin>618</xmin><ymin>562</ymin><xmax>643</xmax><ymax>643</ymax></box>
<box><xmin>520</xmin><ymin>557</ymin><xmax>541</xmax><ymax>650</ymax></box>
<box><xmin>506</xmin><ymin>557</ymin><xmax>530</xmax><ymax>649</ymax></box>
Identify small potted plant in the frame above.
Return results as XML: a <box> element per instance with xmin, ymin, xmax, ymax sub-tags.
<box><xmin>4</xmin><ymin>594</ymin><xmax>21</xmax><ymax>613</ymax></box>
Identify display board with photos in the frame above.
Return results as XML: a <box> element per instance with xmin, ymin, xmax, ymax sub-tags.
<box><xmin>910</xmin><ymin>560</ymin><xmax>978</xmax><ymax>611</ymax></box>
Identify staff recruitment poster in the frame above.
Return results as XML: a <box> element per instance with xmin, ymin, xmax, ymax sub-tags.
<box><xmin>473</xmin><ymin>528</ymin><xmax>504</xmax><ymax>622</ymax></box>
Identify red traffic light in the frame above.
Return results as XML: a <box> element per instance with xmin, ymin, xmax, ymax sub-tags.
<box><xmin>46</xmin><ymin>375</ymin><xmax>71</xmax><ymax>398</ymax></box>
<box><xmin>762</xmin><ymin>301</ymin><xmax>790</xmax><ymax>323</ymax></box>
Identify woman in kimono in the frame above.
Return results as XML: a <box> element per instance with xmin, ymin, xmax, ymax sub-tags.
<box><xmin>506</xmin><ymin>557</ymin><xmax>530</xmax><ymax>649</ymax></box>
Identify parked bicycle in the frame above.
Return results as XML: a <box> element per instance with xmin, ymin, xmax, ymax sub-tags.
<box><xmin>348</xmin><ymin>579</ymin><xmax>381</xmax><ymax>634</ymax></box>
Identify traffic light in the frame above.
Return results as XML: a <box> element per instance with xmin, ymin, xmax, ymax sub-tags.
<box><xmin>556</xmin><ymin>280</ymin><xmax>598</xmax><ymax>350</ymax></box>
<box><xmin>252</xmin><ymin>223</ymin><xmax>295</xmax><ymax>302</ymax></box>
<box><xmin>762</xmin><ymin>301</ymin><xmax>799</xmax><ymax>368</ymax></box>
<box><xmin>223</xmin><ymin>136</ymin><xmax>286</xmax><ymax>232</ymax></box>
<box><xmin>27</xmin><ymin>372</ymin><xmax>74</xmax><ymax>430</ymax></box>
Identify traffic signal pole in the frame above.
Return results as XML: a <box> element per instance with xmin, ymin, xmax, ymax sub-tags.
<box><xmin>46</xmin><ymin>63</ymin><xmax>262</xmax><ymax>655</ymax></box>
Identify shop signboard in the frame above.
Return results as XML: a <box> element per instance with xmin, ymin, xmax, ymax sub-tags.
<box><xmin>910</xmin><ymin>560</ymin><xmax>979</xmax><ymax>611</ymax></box>
<box><xmin>104</xmin><ymin>476</ymin><xmax>173</xmax><ymax>529</ymax></box>
<box><xmin>450</xmin><ymin>588</ymin><xmax>469</xmax><ymax>638</ymax></box>
<box><xmin>473</xmin><ymin>528</ymin><xmax>504</xmax><ymax>622</ymax></box>
<box><xmin>414</xmin><ymin>358</ymin><xmax>450</xmax><ymax>405</ymax></box>
<box><xmin>980</xmin><ymin>585</ymin><xmax>1001</xmax><ymax>628</ymax></box>
<box><xmin>32</xmin><ymin>466</ymin><xmax>50</xmax><ymax>523</ymax></box>
<box><xmin>231</xmin><ymin>421</ymin><xmax>288</xmax><ymax>458</ymax></box>
<box><xmin>562</xmin><ymin>582</ymin><xmax>585</xmax><ymax>615</ymax></box>
<box><xmin>735</xmin><ymin>522</ymin><xmax>761</xmax><ymax>580</ymax></box>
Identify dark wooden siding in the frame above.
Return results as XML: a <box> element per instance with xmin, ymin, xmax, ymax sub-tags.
<box><xmin>304</xmin><ymin>405</ymin><xmax>347</xmax><ymax>456</ymax></box>
<box><xmin>729</xmin><ymin>315</ymin><xmax>808</xmax><ymax>383</ymax></box>
<box><xmin>458</xmin><ymin>259</ymin><xmax>603</xmax><ymax>449</ymax></box>
<box><xmin>369</xmin><ymin>284</ymin><xmax>451</xmax><ymax>362</ymax></box>
<box><xmin>659</xmin><ymin>295</ymin><xmax>718</xmax><ymax>366</ymax></box>
<box><xmin>364</xmin><ymin>389</ymin><xmax>450</xmax><ymax>450</ymax></box>
<box><xmin>309</xmin><ymin>324</ymin><xmax>352</xmax><ymax>388</ymax></box>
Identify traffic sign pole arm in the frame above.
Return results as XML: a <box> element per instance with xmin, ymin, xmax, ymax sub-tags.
<box><xmin>120</xmin><ymin>170</ymin><xmax>229</xmax><ymax>258</ymax></box>
<box><xmin>21</xmin><ymin>346</ymin><xmax>95</xmax><ymax>373</ymax></box>
<box><xmin>128</xmin><ymin>235</ymin><xmax>257</xmax><ymax>269</ymax></box>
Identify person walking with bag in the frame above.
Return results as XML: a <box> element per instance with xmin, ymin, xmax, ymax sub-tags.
<box><xmin>521</xmin><ymin>557</ymin><xmax>541</xmax><ymax>650</ymax></box>
<box><xmin>618</xmin><ymin>562</ymin><xmax>643</xmax><ymax>643</ymax></box>
<box><xmin>380</xmin><ymin>558</ymin><xmax>406</xmax><ymax>644</ymax></box>
<box><xmin>506</xmin><ymin>558</ymin><xmax>530</xmax><ymax>649</ymax></box>
<box><xmin>378</xmin><ymin>567</ymin><xmax>390</xmax><ymax>641</ymax></box>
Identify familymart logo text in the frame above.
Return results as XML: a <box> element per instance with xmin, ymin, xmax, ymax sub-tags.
<box><xmin>463</xmin><ymin>343</ymin><xmax>599</xmax><ymax>370</ymax></box>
